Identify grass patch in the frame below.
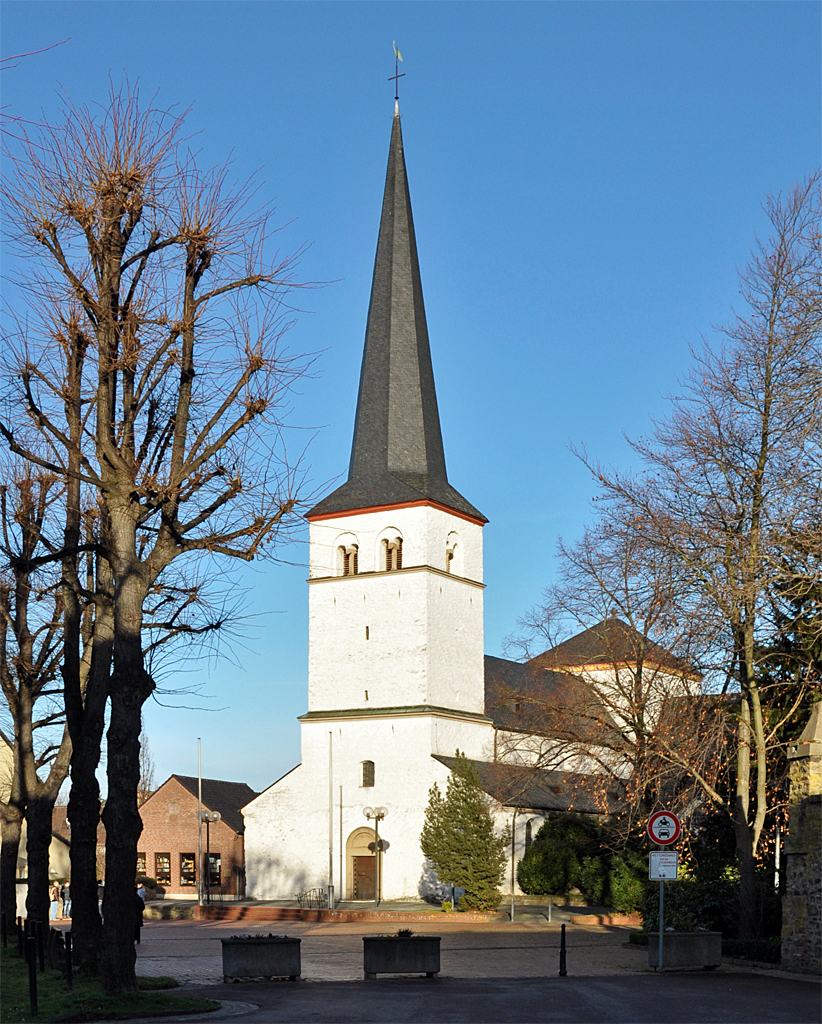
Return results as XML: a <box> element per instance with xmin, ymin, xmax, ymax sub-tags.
<box><xmin>0</xmin><ymin>944</ymin><xmax>217</xmax><ymax>1022</ymax></box>
<box><xmin>136</xmin><ymin>976</ymin><xmax>179</xmax><ymax>991</ymax></box>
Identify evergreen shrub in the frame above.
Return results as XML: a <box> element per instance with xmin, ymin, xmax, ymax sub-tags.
<box><xmin>642</xmin><ymin>875</ymin><xmax>782</xmax><ymax>939</ymax></box>
<box><xmin>516</xmin><ymin>813</ymin><xmax>646</xmax><ymax>912</ymax></box>
<box><xmin>420</xmin><ymin>751</ymin><xmax>508</xmax><ymax>912</ymax></box>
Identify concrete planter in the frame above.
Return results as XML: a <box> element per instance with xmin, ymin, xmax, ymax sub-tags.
<box><xmin>221</xmin><ymin>936</ymin><xmax>301</xmax><ymax>981</ymax></box>
<box><xmin>362</xmin><ymin>935</ymin><xmax>441</xmax><ymax>979</ymax></box>
<box><xmin>648</xmin><ymin>932</ymin><xmax>722</xmax><ymax>970</ymax></box>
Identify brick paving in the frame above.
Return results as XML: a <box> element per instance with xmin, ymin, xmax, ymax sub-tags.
<box><xmin>135</xmin><ymin>917</ymin><xmax>650</xmax><ymax>985</ymax></box>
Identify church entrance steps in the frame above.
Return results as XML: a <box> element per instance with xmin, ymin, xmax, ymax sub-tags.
<box><xmin>196</xmin><ymin>905</ymin><xmax>495</xmax><ymax>924</ymax></box>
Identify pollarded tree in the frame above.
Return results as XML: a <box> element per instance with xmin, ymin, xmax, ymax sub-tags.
<box><xmin>0</xmin><ymin>468</ymin><xmax>72</xmax><ymax>929</ymax></box>
<box><xmin>1</xmin><ymin>85</ymin><xmax>311</xmax><ymax>991</ymax></box>
<box><xmin>420</xmin><ymin>751</ymin><xmax>508</xmax><ymax>911</ymax></box>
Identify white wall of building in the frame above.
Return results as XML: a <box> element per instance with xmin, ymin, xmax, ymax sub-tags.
<box><xmin>244</xmin><ymin>712</ymin><xmax>496</xmax><ymax>900</ymax></box>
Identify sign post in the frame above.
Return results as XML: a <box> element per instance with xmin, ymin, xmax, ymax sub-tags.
<box><xmin>646</xmin><ymin>811</ymin><xmax>681</xmax><ymax>973</ymax></box>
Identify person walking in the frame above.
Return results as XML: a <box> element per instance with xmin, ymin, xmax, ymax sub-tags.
<box><xmin>49</xmin><ymin>883</ymin><xmax>60</xmax><ymax>921</ymax></box>
<box><xmin>61</xmin><ymin>881</ymin><xmax>71</xmax><ymax>918</ymax></box>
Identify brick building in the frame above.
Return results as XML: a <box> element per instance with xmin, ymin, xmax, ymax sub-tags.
<box><xmin>138</xmin><ymin>775</ymin><xmax>256</xmax><ymax>900</ymax></box>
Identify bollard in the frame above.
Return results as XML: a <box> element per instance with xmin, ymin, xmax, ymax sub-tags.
<box><xmin>558</xmin><ymin>922</ymin><xmax>567</xmax><ymax>976</ymax></box>
<box><xmin>27</xmin><ymin>935</ymin><xmax>38</xmax><ymax>1016</ymax></box>
<box><xmin>1</xmin><ymin>910</ymin><xmax>6</xmax><ymax>947</ymax></box>
<box><xmin>548</xmin><ymin>897</ymin><xmax>552</xmax><ymax>923</ymax></box>
<box><xmin>65</xmin><ymin>931</ymin><xmax>73</xmax><ymax>991</ymax></box>
<box><xmin>37</xmin><ymin>919</ymin><xmax>45</xmax><ymax>971</ymax></box>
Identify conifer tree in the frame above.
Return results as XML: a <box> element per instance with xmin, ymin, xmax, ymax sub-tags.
<box><xmin>420</xmin><ymin>751</ymin><xmax>507</xmax><ymax>911</ymax></box>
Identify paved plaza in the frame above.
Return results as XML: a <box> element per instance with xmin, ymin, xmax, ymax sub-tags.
<box><xmin>136</xmin><ymin>915</ymin><xmax>646</xmax><ymax>985</ymax></box>
<box><xmin>123</xmin><ymin>916</ymin><xmax>822</xmax><ymax>1023</ymax></box>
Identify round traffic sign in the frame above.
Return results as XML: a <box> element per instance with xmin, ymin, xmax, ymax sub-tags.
<box><xmin>647</xmin><ymin>810</ymin><xmax>681</xmax><ymax>845</ymax></box>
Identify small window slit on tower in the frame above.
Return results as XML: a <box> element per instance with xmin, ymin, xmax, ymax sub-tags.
<box><xmin>365</xmin><ymin>626</ymin><xmax>369</xmax><ymax>640</ymax></box>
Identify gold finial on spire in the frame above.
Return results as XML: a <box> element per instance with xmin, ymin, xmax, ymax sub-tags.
<box><xmin>389</xmin><ymin>41</ymin><xmax>405</xmax><ymax>109</ymax></box>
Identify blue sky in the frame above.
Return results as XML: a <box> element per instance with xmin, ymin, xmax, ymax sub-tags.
<box><xmin>2</xmin><ymin>1</ymin><xmax>819</xmax><ymax>794</ymax></box>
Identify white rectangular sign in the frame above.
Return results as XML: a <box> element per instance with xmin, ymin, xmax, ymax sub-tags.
<box><xmin>649</xmin><ymin>850</ymin><xmax>679</xmax><ymax>880</ymax></box>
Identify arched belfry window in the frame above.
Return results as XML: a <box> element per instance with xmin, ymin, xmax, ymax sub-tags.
<box><xmin>377</xmin><ymin>529</ymin><xmax>403</xmax><ymax>572</ymax></box>
<box><xmin>362</xmin><ymin>760</ymin><xmax>375</xmax><ymax>788</ymax></box>
<box><xmin>445</xmin><ymin>531</ymin><xmax>461</xmax><ymax>575</ymax></box>
<box><xmin>338</xmin><ymin>544</ymin><xmax>359</xmax><ymax>576</ymax></box>
<box><xmin>383</xmin><ymin>537</ymin><xmax>402</xmax><ymax>571</ymax></box>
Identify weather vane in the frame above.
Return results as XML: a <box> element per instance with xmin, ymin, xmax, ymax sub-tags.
<box><xmin>389</xmin><ymin>41</ymin><xmax>405</xmax><ymax>104</ymax></box>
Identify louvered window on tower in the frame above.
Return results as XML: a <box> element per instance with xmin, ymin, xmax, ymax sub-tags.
<box><xmin>384</xmin><ymin>538</ymin><xmax>402</xmax><ymax>571</ymax></box>
<box><xmin>446</xmin><ymin>548</ymin><xmax>454</xmax><ymax>573</ymax></box>
<box><xmin>342</xmin><ymin>546</ymin><xmax>359</xmax><ymax>576</ymax></box>
<box><xmin>362</xmin><ymin>760</ymin><xmax>375</xmax><ymax>787</ymax></box>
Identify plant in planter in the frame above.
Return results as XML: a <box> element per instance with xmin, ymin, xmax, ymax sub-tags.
<box><xmin>221</xmin><ymin>934</ymin><xmax>301</xmax><ymax>982</ymax></box>
<box><xmin>363</xmin><ymin>929</ymin><xmax>441</xmax><ymax>979</ymax></box>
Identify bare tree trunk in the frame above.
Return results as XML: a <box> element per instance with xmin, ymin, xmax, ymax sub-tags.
<box><xmin>99</xmin><ymin>563</ymin><xmax>152</xmax><ymax>994</ymax></box>
<box><xmin>65</xmin><ymin>616</ymin><xmax>111</xmax><ymax>974</ymax></box>
<box><xmin>24</xmin><ymin>797</ymin><xmax>53</xmax><ymax>926</ymax></box>
<box><xmin>0</xmin><ymin>808</ymin><xmax>23</xmax><ymax>924</ymax></box>
<box><xmin>734</xmin><ymin>819</ymin><xmax>759</xmax><ymax>940</ymax></box>
<box><xmin>67</xmin><ymin>736</ymin><xmax>104</xmax><ymax>969</ymax></box>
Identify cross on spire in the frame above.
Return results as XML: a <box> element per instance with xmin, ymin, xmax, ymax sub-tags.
<box><xmin>389</xmin><ymin>41</ymin><xmax>405</xmax><ymax>104</ymax></box>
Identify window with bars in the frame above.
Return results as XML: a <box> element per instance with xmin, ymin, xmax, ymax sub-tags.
<box><xmin>136</xmin><ymin>853</ymin><xmax>147</xmax><ymax>876</ymax></box>
<box><xmin>155</xmin><ymin>853</ymin><xmax>171</xmax><ymax>884</ymax></box>
<box><xmin>180</xmin><ymin>853</ymin><xmax>197</xmax><ymax>886</ymax></box>
<box><xmin>362</xmin><ymin>760</ymin><xmax>375</xmax><ymax>787</ymax></box>
<box><xmin>341</xmin><ymin>546</ymin><xmax>359</xmax><ymax>576</ymax></box>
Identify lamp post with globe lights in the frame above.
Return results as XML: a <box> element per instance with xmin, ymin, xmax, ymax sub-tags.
<box><xmin>363</xmin><ymin>807</ymin><xmax>388</xmax><ymax>908</ymax></box>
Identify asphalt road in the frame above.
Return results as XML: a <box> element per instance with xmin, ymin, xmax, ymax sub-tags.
<box><xmin>175</xmin><ymin>973</ymin><xmax>821</xmax><ymax>1023</ymax></box>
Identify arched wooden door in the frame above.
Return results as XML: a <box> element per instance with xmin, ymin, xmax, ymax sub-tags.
<box><xmin>346</xmin><ymin>827</ymin><xmax>376</xmax><ymax>900</ymax></box>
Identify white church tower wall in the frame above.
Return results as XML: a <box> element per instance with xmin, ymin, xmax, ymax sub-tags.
<box><xmin>307</xmin><ymin>505</ymin><xmax>485</xmax><ymax>715</ymax></box>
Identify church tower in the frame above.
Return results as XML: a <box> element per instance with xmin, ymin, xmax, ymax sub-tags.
<box><xmin>244</xmin><ymin>107</ymin><xmax>496</xmax><ymax>902</ymax></box>
<box><xmin>305</xmin><ymin>109</ymin><xmax>488</xmax><ymax>717</ymax></box>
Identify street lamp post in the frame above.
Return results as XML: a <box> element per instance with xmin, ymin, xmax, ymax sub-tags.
<box><xmin>363</xmin><ymin>807</ymin><xmax>388</xmax><ymax>909</ymax></box>
<box><xmin>198</xmin><ymin>811</ymin><xmax>221</xmax><ymax>903</ymax></box>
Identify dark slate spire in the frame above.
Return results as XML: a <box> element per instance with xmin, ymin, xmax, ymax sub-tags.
<box><xmin>308</xmin><ymin>110</ymin><xmax>485</xmax><ymax>523</ymax></box>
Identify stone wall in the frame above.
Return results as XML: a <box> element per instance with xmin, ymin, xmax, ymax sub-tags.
<box><xmin>781</xmin><ymin>703</ymin><xmax>822</xmax><ymax>975</ymax></box>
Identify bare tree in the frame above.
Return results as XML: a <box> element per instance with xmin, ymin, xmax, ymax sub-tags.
<box><xmin>2</xmin><ymin>85</ymin><xmax>310</xmax><ymax>991</ymax></box>
<box><xmin>575</xmin><ymin>173</ymin><xmax>822</xmax><ymax>937</ymax></box>
<box><xmin>137</xmin><ymin>718</ymin><xmax>154</xmax><ymax>807</ymax></box>
<box><xmin>0</xmin><ymin>467</ymin><xmax>72</xmax><ymax>927</ymax></box>
<box><xmin>497</xmin><ymin>514</ymin><xmax>723</xmax><ymax>841</ymax></box>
